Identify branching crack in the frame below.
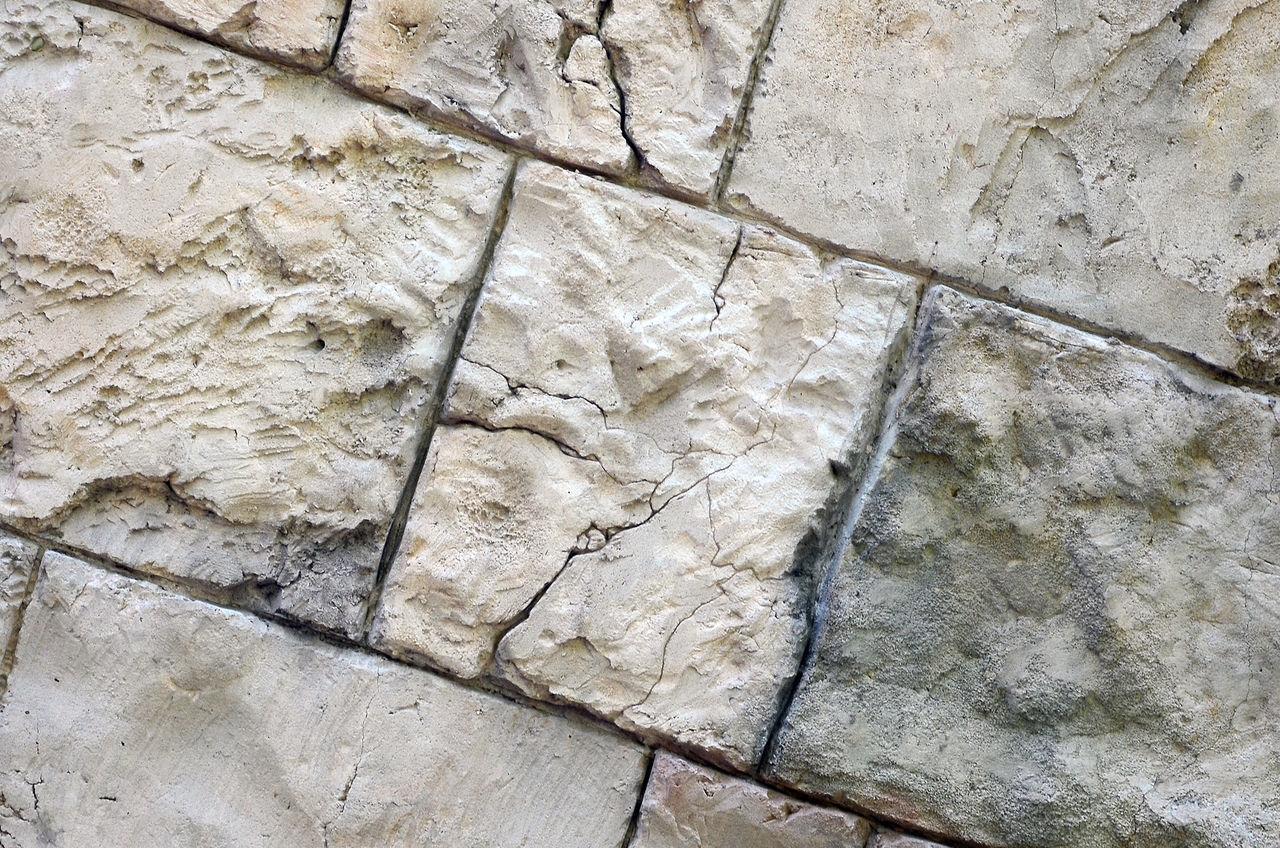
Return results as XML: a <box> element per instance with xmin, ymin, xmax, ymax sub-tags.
<box><xmin>596</xmin><ymin>0</ymin><xmax>645</xmax><ymax>173</ymax></box>
<box><xmin>709</xmin><ymin>227</ymin><xmax>744</xmax><ymax>330</ymax></box>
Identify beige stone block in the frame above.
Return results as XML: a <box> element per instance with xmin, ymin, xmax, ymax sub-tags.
<box><xmin>0</xmin><ymin>552</ymin><xmax>647</xmax><ymax>847</ymax></box>
<box><xmin>374</xmin><ymin>161</ymin><xmax>920</xmax><ymax>767</ymax></box>
<box><xmin>727</xmin><ymin>0</ymin><xmax>1280</xmax><ymax>384</ymax></box>
<box><xmin>0</xmin><ymin>0</ymin><xmax>513</xmax><ymax>635</ymax></box>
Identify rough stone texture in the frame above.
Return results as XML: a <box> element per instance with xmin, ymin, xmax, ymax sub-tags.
<box><xmin>630</xmin><ymin>751</ymin><xmax>873</xmax><ymax>848</ymax></box>
<box><xmin>768</xmin><ymin>287</ymin><xmax>1280</xmax><ymax>848</ymax></box>
<box><xmin>335</xmin><ymin>0</ymin><xmax>772</xmax><ymax>195</ymax></box>
<box><xmin>372</xmin><ymin>161</ymin><xmax>920</xmax><ymax>767</ymax></box>
<box><xmin>600</xmin><ymin>0</ymin><xmax>773</xmax><ymax>195</ymax></box>
<box><xmin>726</xmin><ymin>0</ymin><xmax>1280</xmax><ymax>383</ymax></box>
<box><xmin>0</xmin><ymin>552</ymin><xmax>647</xmax><ymax>846</ymax></box>
<box><xmin>0</xmin><ymin>534</ymin><xmax>38</xmax><ymax>677</ymax></box>
<box><xmin>869</xmin><ymin>834</ymin><xmax>947</xmax><ymax>848</ymax></box>
<box><xmin>97</xmin><ymin>0</ymin><xmax>344</xmax><ymax>69</ymax></box>
<box><xmin>0</xmin><ymin>0</ymin><xmax>511</xmax><ymax>635</ymax></box>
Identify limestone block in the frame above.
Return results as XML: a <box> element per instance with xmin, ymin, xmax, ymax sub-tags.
<box><xmin>0</xmin><ymin>552</ymin><xmax>647</xmax><ymax>847</ymax></box>
<box><xmin>600</xmin><ymin>0</ymin><xmax>773</xmax><ymax>196</ymax></box>
<box><xmin>868</xmin><ymin>834</ymin><xmax>947</xmax><ymax>848</ymax></box>
<box><xmin>100</xmin><ymin>0</ymin><xmax>343</xmax><ymax>69</ymax></box>
<box><xmin>373</xmin><ymin>161</ymin><xmax>920</xmax><ymax>767</ymax></box>
<box><xmin>336</xmin><ymin>0</ymin><xmax>633</xmax><ymax>173</ymax></box>
<box><xmin>0</xmin><ymin>535</ymin><xmax>38</xmax><ymax>679</ymax></box>
<box><xmin>0</xmin><ymin>0</ymin><xmax>512</xmax><ymax>635</ymax></box>
<box><xmin>629</xmin><ymin>750</ymin><xmax>873</xmax><ymax>848</ymax></box>
<box><xmin>335</xmin><ymin>0</ymin><xmax>772</xmax><ymax>194</ymax></box>
<box><xmin>727</xmin><ymin>0</ymin><xmax>1280</xmax><ymax>383</ymax></box>
<box><xmin>768</xmin><ymin>288</ymin><xmax>1280</xmax><ymax>848</ymax></box>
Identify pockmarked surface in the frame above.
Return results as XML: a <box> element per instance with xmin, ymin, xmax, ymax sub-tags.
<box><xmin>769</xmin><ymin>288</ymin><xmax>1280</xmax><ymax>848</ymax></box>
<box><xmin>374</xmin><ymin>162</ymin><xmax>920</xmax><ymax>767</ymax></box>
<box><xmin>336</xmin><ymin>0</ymin><xmax>772</xmax><ymax>195</ymax></box>
<box><xmin>0</xmin><ymin>0</ymin><xmax>511</xmax><ymax>635</ymax></box>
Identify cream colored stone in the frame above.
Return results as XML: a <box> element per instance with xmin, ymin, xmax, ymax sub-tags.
<box><xmin>629</xmin><ymin>751</ymin><xmax>873</xmax><ymax>848</ymax></box>
<box><xmin>373</xmin><ymin>161</ymin><xmax>920</xmax><ymax>767</ymax></box>
<box><xmin>336</xmin><ymin>0</ymin><xmax>633</xmax><ymax>174</ymax></box>
<box><xmin>335</xmin><ymin>0</ymin><xmax>772</xmax><ymax>194</ymax></box>
<box><xmin>869</xmin><ymin>834</ymin><xmax>947</xmax><ymax>848</ymax></box>
<box><xmin>104</xmin><ymin>0</ymin><xmax>343</xmax><ymax>69</ymax></box>
<box><xmin>727</xmin><ymin>0</ymin><xmax>1280</xmax><ymax>384</ymax></box>
<box><xmin>768</xmin><ymin>288</ymin><xmax>1280</xmax><ymax>848</ymax></box>
<box><xmin>600</xmin><ymin>0</ymin><xmax>773</xmax><ymax>196</ymax></box>
<box><xmin>0</xmin><ymin>534</ymin><xmax>38</xmax><ymax>687</ymax></box>
<box><xmin>0</xmin><ymin>0</ymin><xmax>512</xmax><ymax>635</ymax></box>
<box><xmin>0</xmin><ymin>552</ymin><xmax>647</xmax><ymax>846</ymax></box>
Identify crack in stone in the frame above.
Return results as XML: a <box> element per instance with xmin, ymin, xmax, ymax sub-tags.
<box><xmin>709</xmin><ymin>227</ymin><xmax>744</xmax><ymax>330</ymax></box>
<box><xmin>595</xmin><ymin>0</ymin><xmax>645</xmax><ymax>173</ymax></box>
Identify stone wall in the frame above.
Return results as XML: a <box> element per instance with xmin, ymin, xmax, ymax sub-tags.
<box><xmin>0</xmin><ymin>0</ymin><xmax>1277</xmax><ymax>846</ymax></box>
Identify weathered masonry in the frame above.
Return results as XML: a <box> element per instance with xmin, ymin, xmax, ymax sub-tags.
<box><xmin>1</xmin><ymin>0</ymin><xmax>1277</xmax><ymax>846</ymax></box>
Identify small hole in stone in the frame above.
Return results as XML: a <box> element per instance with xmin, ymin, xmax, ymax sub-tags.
<box><xmin>132</xmin><ymin>158</ymin><xmax>144</xmax><ymax>171</ymax></box>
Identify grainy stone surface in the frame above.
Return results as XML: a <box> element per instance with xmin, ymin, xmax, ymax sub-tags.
<box><xmin>0</xmin><ymin>552</ymin><xmax>647</xmax><ymax>847</ymax></box>
<box><xmin>0</xmin><ymin>0</ymin><xmax>511</xmax><ymax>635</ymax></box>
<box><xmin>600</xmin><ymin>0</ymin><xmax>773</xmax><ymax>195</ymax></box>
<box><xmin>727</xmin><ymin>0</ymin><xmax>1280</xmax><ymax>382</ymax></box>
<box><xmin>768</xmin><ymin>287</ymin><xmax>1280</xmax><ymax>848</ymax></box>
<box><xmin>99</xmin><ymin>0</ymin><xmax>343</xmax><ymax>69</ymax></box>
<box><xmin>630</xmin><ymin>751</ymin><xmax>873</xmax><ymax>848</ymax></box>
<box><xmin>869</xmin><ymin>834</ymin><xmax>947</xmax><ymax>848</ymax></box>
<box><xmin>336</xmin><ymin>0</ymin><xmax>633</xmax><ymax>173</ymax></box>
<box><xmin>336</xmin><ymin>0</ymin><xmax>771</xmax><ymax>195</ymax></box>
<box><xmin>373</xmin><ymin>162</ymin><xmax>919</xmax><ymax>767</ymax></box>
<box><xmin>0</xmin><ymin>535</ymin><xmax>38</xmax><ymax>679</ymax></box>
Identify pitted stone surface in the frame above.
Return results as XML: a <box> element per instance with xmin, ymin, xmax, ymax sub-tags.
<box><xmin>768</xmin><ymin>288</ymin><xmax>1280</xmax><ymax>848</ymax></box>
<box><xmin>99</xmin><ymin>0</ymin><xmax>343</xmax><ymax>68</ymax></box>
<box><xmin>0</xmin><ymin>552</ymin><xmax>647</xmax><ymax>847</ymax></box>
<box><xmin>629</xmin><ymin>751</ymin><xmax>873</xmax><ymax>848</ymax></box>
<box><xmin>0</xmin><ymin>534</ymin><xmax>38</xmax><ymax>677</ymax></box>
<box><xmin>372</xmin><ymin>161</ymin><xmax>920</xmax><ymax>767</ymax></box>
<box><xmin>727</xmin><ymin>0</ymin><xmax>1280</xmax><ymax>383</ymax></box>
<box><xmin>0</xmin><ymin>0</ymin><xmax>512</xmax><ymax>635</ymax></box>
<box><xmin>336</xmin><ymin>0</ymin><xmax>772</xmax><ymax>195</ymax></box>
<box><xmin>600</xmin><ymin>0</ymin><xmax>773</xmax><ymax>196</ymax></box>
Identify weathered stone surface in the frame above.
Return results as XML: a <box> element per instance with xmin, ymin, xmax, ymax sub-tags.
<box><xmin>336</xmin><ymin>0</ymin><xmax>633</xmax><ymax>173</ymax></box>
<box><xmin>0</xmin><ymin>534</ymin><xmax>38</xmax><ymax>680</ymax></box>
<box><xmin>727</xmin><ymin>0</ymin><xmax>1280</xmax><ymax>382</ymax></box>
<box><xmin>629</xmin><ymin>751</ymin><xmax>873</xmax><ymax>848</ymax></box>
<box><xmin>372</xmin><ymin>161</ymin><xmax>920</xmax><ymax>767</ymax></box>
<box><xmin>768</xmin><ymin>287</ymin><xmax>1280</xmax><ymax>848</ymax></box>
<box><xmin>99</xmin><ymin>0</ymin><xmax>343</xmax><ymax>69</ymax></box>
<box><xmin>336</xmin><ymin>0</ymin><xmax>771</xmax><ymax>194</ymax></box>
<box><xmin>868</xmin><ymin>834</ymin><xmax>946</xmax><ymax>848</ymax></box>
<box><xmin>0</xmin><ymin>0</ymin><xmax>511</xmax><ymax>635</ymax></box>
<box><xmin>600</xmin><ymin>0</ymin><xmax>773</xmax><ymax>195</ymax></box>
<box><xmin>0</xmin><ymin>552</ymin><xmax>647</xmax><ymax>846</ymax></box>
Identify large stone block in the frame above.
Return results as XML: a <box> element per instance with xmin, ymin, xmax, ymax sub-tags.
<box><xmin>727</xmin><ymin>0</ymin><xmax>1280</xmax><ymax>383</ymax></box>
<box><xmin>0</xmin><ymin>0</ymin><xmax>512</xmax><ymax>635</ymax></box>
<box><xmin>768</xmin><ymin>288</ymin><xmax>1280</xmax><ymax>848</ymax></box>
<box><xmin>373</xmin><ymin>161</ymin><xmax>920</xmax><ymax>768</ymax></box>
<box><xmin>629</xmin><ymin>751</ymin><xmax>873</xmax><ymax>848</ymax></box>
<box><xmin>0</xmin><ymin>552</ymin><xmax>647</xmax><ymax>846</ymax></box>
<box><xmin>335</xmin><ymin>0</ymin><xmax>772</xmax><ymax>195</ymax></box>
<box><xmin>97</xmin><ymin>0</ymin><xmax>343</xmax><ymax>68</ymax></box>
